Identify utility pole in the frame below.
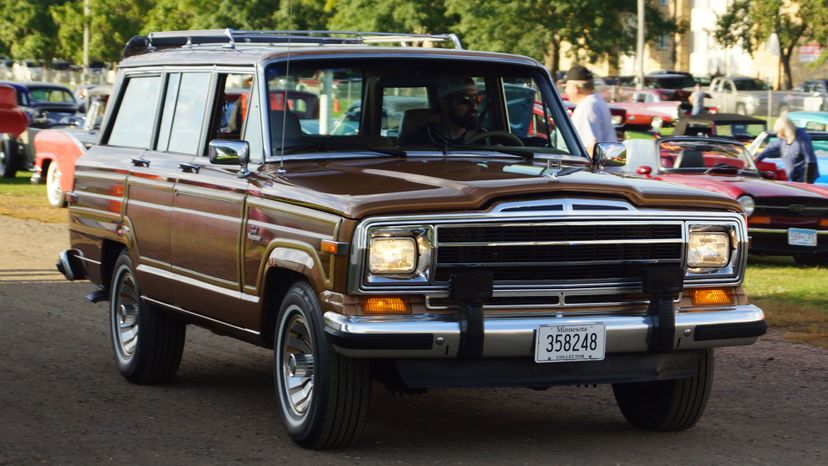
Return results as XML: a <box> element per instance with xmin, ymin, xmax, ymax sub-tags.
<box><xmin>83</xmin><ymin>0</ymin><xmax>89</xmax><ymax>84</ymax></box>
<box><xmin>636</xmin><ymin>0</ymin><xmax>645</xmax><ymax>90</ymax></box>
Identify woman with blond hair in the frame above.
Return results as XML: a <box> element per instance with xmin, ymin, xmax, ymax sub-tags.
<box><xmin>755</xmin><ymin>114</ymin><xmax>820</xmax><ymax>183</ymax></box>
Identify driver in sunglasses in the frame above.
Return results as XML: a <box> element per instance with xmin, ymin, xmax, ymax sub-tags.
<box><xmin>402</xmin><ymin>76</ymin><xmax>484</xmax><ymax>146</ymax></box>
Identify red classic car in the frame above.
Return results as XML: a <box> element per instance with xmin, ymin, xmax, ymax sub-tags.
<box><xmin>0</xmin><ymin>83</ymin><xmax>29</xmax><ymax>177</ymax></box>
<box><xmin>32</xmin><ymin>87</ymin><xmax>109</xmax><ymax>207</ymax></box>
<box><xmin>620</xmin><ymin>136</ymin><xmax>828</xmax><ymax>264</ymax></box>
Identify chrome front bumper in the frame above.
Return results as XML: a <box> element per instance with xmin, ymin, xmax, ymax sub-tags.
<box><xmin>324</xmin><ymin>305</ymin><xmax>766</xmax><ymax>358</ymax></box>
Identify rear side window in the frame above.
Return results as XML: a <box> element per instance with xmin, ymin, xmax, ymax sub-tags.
<box><xmin>156</xmin><ymin>72</ymin><xmax>211</xmax><ymax>155</ymax></box>
<box><xmin>108</xmin><ymin>76</ymin><xmax>162</xmax><ymax>149</ymax></box>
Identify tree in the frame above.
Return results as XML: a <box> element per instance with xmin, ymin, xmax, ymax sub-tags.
<box><xmin>51</xmin><ymin>0</ymin><xmax>153</xmax><ymax>64</ymax></box>
<box><xmin>0</xmin><ymin>0</ymin><xmax>62</xmax><ymax>61</ymax></box>
<box><xmin>328</xmin><ymin>0</ymin><xmax>456</xmax><ymax>36</ymax></box>
<box><xmin>443</xmin><ymin>0</ymin><xmax>679</xmax><ymax>75</ymax></box>
<box><xmin>715</xmin><ymin>0</ymin><xmax>820</xmax><ymax>89</ymax></box>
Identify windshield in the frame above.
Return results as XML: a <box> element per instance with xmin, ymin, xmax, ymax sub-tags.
<box><xmin>734</xmin><ymin>79</ymin><xmax>769</xmax><ymax>91</ymax></box>
<box><xmin>658</xmin><ymin>139</ymin><xmax>757</xmax><ymax>172</ymax></box>
<box><xmin>264</xmin><ymin>58</ymin><xmax>582</xmax><ymax>159</ymax></box>
<box><xmin>646</xmin><ymin>75</ymin><xmax>695</xmax><ymax>89</ymax></box>
<box><xmin>28</xmin><ymin>87</ymin><xmax>76</xmax><ymax>104</ymax></box>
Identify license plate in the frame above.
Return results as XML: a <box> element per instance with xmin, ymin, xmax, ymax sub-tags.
<box><xmin>788</xmin><ymin>228</ymin><xmax>817</xmax><ymax>247</ymax></box>
<box><xmin>534</xmin><ymin>324</ymin><xmax>606</xmax><ymax>363</ymax></box>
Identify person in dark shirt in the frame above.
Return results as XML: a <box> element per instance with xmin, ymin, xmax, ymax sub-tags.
<box><xmin>401</xmin><ymin>76</ymin><xmax>482</xmax><ymax>146</ymax></box>
<box><xmin>755</xmin><ymin>114</ymin><xmax>820</xmax><ymax>183</ymax></box>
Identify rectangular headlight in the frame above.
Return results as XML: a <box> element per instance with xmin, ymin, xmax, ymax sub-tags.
<box><xmin>687</xmin><ymin>231</ymin><xmax>730</xmax><ymax>268</ymax></box>
<box><xmin>369</xmin><ymin>237</ymin><xmax>417</xmax><ymax>274</ymax></box>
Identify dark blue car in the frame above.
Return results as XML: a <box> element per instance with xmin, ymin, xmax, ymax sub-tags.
<box><xmin>0</xmin><ymin>81</ymin><xmax>79</xmax><ymax>172</ymax></box>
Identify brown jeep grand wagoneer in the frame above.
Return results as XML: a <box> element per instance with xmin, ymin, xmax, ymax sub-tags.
<box><xmin>57</xmin><ymin>30</ymin><xmax>767</xmax><ymax>449</ymax></box>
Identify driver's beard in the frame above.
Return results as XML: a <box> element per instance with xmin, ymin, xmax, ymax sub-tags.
<box><xmin>449</xmin><ymin>109</ymin><xmax>478</xmax><ymax>131</ymax></box>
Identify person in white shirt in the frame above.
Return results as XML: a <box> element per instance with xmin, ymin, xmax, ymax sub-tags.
<box><xmin>564</xmin><ymin>65</ymin><xmax>617</xmax><ymax>156</ymax></box>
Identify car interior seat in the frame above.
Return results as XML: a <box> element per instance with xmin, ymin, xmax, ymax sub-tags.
<box><xmin>674</xmin><ymin>149</ymin><xmax>705</xmax><ymax>168</ymax></box>
<box><xmin>398</xmin><ymin>108</ymin><xmax>439</xmax><ymax>144</ymax></box>
<box><xmin>270</xmin><ymin>110</ymin><xmax>303</xmax><ymax>148</ymax></box>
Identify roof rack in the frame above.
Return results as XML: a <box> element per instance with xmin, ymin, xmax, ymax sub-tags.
<box><xmin>122</xmin><ymin>29</ymin><xmax>463</xmax><ymax>57</ymax></box>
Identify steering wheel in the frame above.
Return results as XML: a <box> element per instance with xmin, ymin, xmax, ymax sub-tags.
<box><xmin>704</xmin><ymin>163</ymin><xmax>738</xmax><ymax>174</ymax></box>
<box><xmin>465</xmin><ymin>130</ymin><xmax>525</xmax><ymax>146</ymax></box>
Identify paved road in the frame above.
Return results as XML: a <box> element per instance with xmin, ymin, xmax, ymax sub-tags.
<box><xmin>1</xmin><ymin>215</ymin><xmax>826</xmax><ymax>464</ymax></box>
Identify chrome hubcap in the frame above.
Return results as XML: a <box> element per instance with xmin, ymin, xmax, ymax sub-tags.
<box><xmin>113</xmin><ymin>271</ymin><xmax>140</xmax><ymax>360</ymax></box>
<box><xmin>47</xmin><ymin>163</ymin><xmax>62</xmax><ymax>205</ymax></box>
<box><xmin>280</xmin><ymin>310</ymin><xmax>314</xmax><ymax>417</ymax></box>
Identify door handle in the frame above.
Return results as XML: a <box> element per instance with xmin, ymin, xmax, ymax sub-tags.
<box><xmin>178</xmin><ymin>162</ymin><xmax>201</xmax><ymax>174</ymax></box>
<box><xmin>131</xmin><ymin>158</ymin><xmax>150</xmax><ymax>167</ymax></box>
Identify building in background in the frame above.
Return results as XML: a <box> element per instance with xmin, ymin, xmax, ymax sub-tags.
<box><xmin>559</xmin><ymin>0</ymin><xmax>828</xmax><ymax>89</ymax></box>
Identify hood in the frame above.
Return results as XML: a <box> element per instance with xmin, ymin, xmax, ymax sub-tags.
<box><xmin>251</xmin><ymin>156</ymin><xmax>740</xmax><ymax>219</ymax></box>
<box><xmin>658</xmin><ymin>173</ymin><xmax>828</xmax><ymax>201</ymax></box>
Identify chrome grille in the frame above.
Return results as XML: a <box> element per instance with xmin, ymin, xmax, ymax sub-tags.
<box><xmin>754</xmin><ymin>197</ymin><xmax>828</xmax><ymax>218</ymax></box>
<box><xmin>435</xmin><ymin>222</ymin><xmax>683</xmax><ymax>284</ymax></box>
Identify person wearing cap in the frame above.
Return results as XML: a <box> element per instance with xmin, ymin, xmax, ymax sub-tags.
<box><xmin>564</xmin><ymin>65</ymin><xmax>617</xmax><ymax>156</ymax></box>
<box><xmin>402</xmin><ymin>76</ymin><xmax>483</xmax><ymax>145</ymax></box>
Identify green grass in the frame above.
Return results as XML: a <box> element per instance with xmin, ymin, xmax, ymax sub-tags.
<box><xmin>0</xmin><ymin>171</ymin><xmax>68</xmax><ymax>223</ymax></box>
<box><xmin>744</xmin><ymin>256</ymin><xmax>828</xmax><ymax>348</ymax></box>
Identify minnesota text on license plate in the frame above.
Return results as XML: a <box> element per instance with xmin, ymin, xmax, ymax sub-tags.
<box><xmin>788</xmin><ymin>228</ymin><xmax>817</xmax><ymax>247</ymax></box>
<box><xmin>535</xmin><ymin>323</ymin><xmax>606</xmax><ymax>363</ymax></box>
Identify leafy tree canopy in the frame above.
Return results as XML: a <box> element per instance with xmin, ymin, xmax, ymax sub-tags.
<box><xmin>714</xmin><ymin>0</ymin><xmax>823</xmax><ymax>89</ymax></box>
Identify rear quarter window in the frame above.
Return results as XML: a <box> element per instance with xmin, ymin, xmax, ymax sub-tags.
<box><xmin>107</xmin><ymin>76</ymin><xmax>162</xmax><ymax>149</ymax></box>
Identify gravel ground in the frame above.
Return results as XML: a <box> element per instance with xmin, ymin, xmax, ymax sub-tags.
<box><xmin>0</xmin><ymin>214</ymin><xmax>826</xmax><ymax>465</ymax></box>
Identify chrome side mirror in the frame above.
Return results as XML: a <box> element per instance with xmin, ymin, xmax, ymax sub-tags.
<box><xmin>209</xmin><ymin>139</ymin><xmax>251</xmax><ymax>177</ymax></box>
<box><xmin>593</xmin><ymin>142</ymin><xmax>627</xmax><ymax>171</ymax></box>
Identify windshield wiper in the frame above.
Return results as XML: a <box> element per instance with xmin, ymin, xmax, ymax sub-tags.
<box><xmin>272</xmin><ymin>143</ymin><xmax>407</xmax><ymax>157</ymax></box>
<box><xmin>445</xmin><ymin>144</ymin><xmax>537</xmax><ymax>159</ymax></box>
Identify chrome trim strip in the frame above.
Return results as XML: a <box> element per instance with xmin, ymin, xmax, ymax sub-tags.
<box><xmin>78</xmin><ymin>191</ymin><xmax>123</xmax><ymax>203</ymax></box>
<box><xmin>248</xmin><ymin>219</ymin><xmax>332</xmax><ymax>241</ymax></box>
<box><xmin>77</xmin><ymin>256</ymin><xmax>102</xmax><ymax>265</ymax></box>
<box><xmin>143</xmin><ymin>296</ymin><xmax>260</xmax><ymax>336</ymax></box>
<box><xmin>435</xmin><ymin>259</ymin><xmax>681</xmax><ymax>267</ymax></box>
<box><xmin>436</xmin><ymin>238</ymin><xmax>683</xmax><ymax>247</ymax></box>
<box><xmin>127</xmin><ymin>177</ymin><xmax>173</xmax><ymax>190</ymax></box>
<box><xmin>136</xmin><ymin>263</ymin><xmax>259</xmax><ymax>303</ymax></box>
<box><xmin>325</xmin><ymin>305</ymin><xmax>765</xmax><ymax>358</ymax></box>
<box><xmin>74</xmin><ymin>171</ymin><xmax>128</xmax><ymax>182</ymax></box>
<box><xmin>750</xmin><ymin>228</ymin><xmax>828</xmax><ymax>235</ymax></box>
<box><xmin>175</xmin><ymin>184</ymin><xmax>245</xmax><ymax>203</ymax></box>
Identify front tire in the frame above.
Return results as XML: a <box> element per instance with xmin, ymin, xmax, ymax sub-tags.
<box><xmin>0</xmin><ymin>134</ymin><xmax>18</xmax><ymax>178</ymax></box>
<box><xmin>110</xmin><ymin>251</ymin><xmax>186</xmax><ymax>384</ymax></box>
<box><xmin>45</xmin><ymin>161</ymin><xmax>67</xmax><ymax>208</ymax></box>
<box><xmin>274</xmin><ymin>280</ymin><xmax>371</xmax><ymax>449</ymax></box>
<box><xmin>735</xmin><ymin>103</ymin><xmax>747</xmax><ymax>115</ymax></box>
<box><xmin>613</xmin><ymin>349</ymin><xmax>714</xmax><ymax>431</ymax></box>
<box><xmin>794</xmin><ymin>253</ymin><xmax>828</xmax><ymax>266</ymax></box>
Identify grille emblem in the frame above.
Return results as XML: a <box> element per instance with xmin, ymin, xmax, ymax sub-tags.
<box><xmin>789</xmin><ymin>204</ymin><xmax>804</xmax><ymax>213</ymax></box>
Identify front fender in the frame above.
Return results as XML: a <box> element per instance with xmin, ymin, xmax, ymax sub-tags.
<box><xmin>260</xmin><ymin>240</ymin><xmax>329</xmax><ymax>293</ymax></box>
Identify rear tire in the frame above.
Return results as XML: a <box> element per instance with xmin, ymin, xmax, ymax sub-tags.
<box><xmin>613</xmin><ymin>349</ymin><xmax>714</xmax><ymax>431</ymax></box>
<box><xmin>110</xmin><ymin>251</ymin><xmax>186</xmax><ymax>384</ymax></box>
<box><xmin>735</xmin><ymin>103</ymin><xmax>747</xmax><ymax>115</ymax></box>
<box><xmin>0</xmin><ymin>135</ymin><xmax>18</xmax><ymax>178</ymax></box>
<box><xmin>273</xmin><ymin>280</ymin><xmax>371</xmax><ymax>449</ymax></box>
<box><xmin>45</xmin><ymin>161</ymin><xmax>67</xmax><ymax>208</ymax></box>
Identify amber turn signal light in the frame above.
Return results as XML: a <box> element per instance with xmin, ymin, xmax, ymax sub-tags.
<box><xmin>691</xmin><ymin>288</ymin><xmax>733</xmax><ymax>306</ymax></box>
<box><xmin>748</xmin><ymin>216</ymin><xmax>771</xmax><ymax>225</ymax></box>
<box><xmin>820</xmin><ymin>219</ymin><xmax>828</xmax><ymax>227</ymax></box>
<box><xmin>361</xmin><ymin>296</ymin><xmax>411</xmax><ymax>314</ymax></box>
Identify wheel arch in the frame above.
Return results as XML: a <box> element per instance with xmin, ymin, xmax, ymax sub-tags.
<box><xmin>259</xmin><ymin>267</ymin><xmax>307</xmax><ymax>347</ymax></box>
